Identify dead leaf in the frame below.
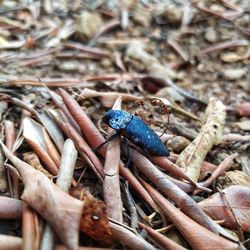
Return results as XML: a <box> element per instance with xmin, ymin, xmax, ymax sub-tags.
<box><xmin>142</xmin><ymin>180</ymin><xmax>242</xmax><ymax>250</ymax></box>
<box><xmin>199</xmin><ymin>185</ymin><xmax>250</xmax><ymax>232</ymax></box>
<box><xmin>23</xmin><ymin>117</ymin><xmax>60</xmax><ymax>175</ymax></box>
<box><xmin>0</xmin><ymin>142</ymin><xmax>83</xmax><ymax>250</ymax></box>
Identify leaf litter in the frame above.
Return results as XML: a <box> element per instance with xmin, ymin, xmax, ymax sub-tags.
<box><xmin>0</xmin><ymin>0</ymin><xmax>250</xmax><ymax>249</ymax></box>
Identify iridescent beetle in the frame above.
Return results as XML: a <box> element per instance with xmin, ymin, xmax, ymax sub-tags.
<box><xmin>103</xmin><ymin>110</ymin><xmax>170</xmax><ymax>157</ymax></box>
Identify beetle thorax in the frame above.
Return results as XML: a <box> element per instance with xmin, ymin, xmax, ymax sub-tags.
<box><xmin>105</xmin><ymin>110</ymin><xmax>133</xmax><ymax>130</ymax></box>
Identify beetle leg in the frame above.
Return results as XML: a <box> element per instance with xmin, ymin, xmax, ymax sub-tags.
<box><xmin>92</xmin><ymin>131</ymin><xmax>120</xmax><ymax>152</ymax></box>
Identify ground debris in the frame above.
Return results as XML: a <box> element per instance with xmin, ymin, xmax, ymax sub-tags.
<box><xmin>0</xmin><ymin>0</ymin><xmax>249</xmax><ymax>249</ymax></box>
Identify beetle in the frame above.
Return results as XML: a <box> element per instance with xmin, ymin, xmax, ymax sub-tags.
<box><xmin>103</xmin><ymin>110</ymin><xmax>170</xmax><ymax>157</ymax></box>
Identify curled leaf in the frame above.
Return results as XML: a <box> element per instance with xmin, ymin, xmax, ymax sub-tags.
<box><xmin>176</xmin><ymin>97</ymin><xmax>226</xmax><ymax>182</ymax></box>
<box><xmin>23</xmin><ymin>117</ymin><xmax>60</xmax><ymax>175</ymax></box>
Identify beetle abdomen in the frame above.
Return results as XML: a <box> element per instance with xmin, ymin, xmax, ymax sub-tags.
<box><xmin>124</xmin><ymin>116</ymin><xmax>169</xmax><ymax>156</ymax></box>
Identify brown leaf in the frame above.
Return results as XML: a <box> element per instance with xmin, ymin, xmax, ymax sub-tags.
<box><xmin>142</xmin><ymin>180</ymin><xmax>242</xmax><ymax>250</ymax></box>
<box><xmin>0</xmin><ymin>142</ymin><xmax>84</xmax><ymax>250</ymax></box>
<box><xmin>128</xmin><ymin>147</ymin><xmax>237</xmax><ymax>241</ymax></box>
<box><xmin>199</xmin><ymin>185</ymin><xmax>250</xmax><ymax>232</ymax></box>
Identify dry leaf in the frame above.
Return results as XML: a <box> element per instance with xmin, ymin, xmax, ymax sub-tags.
<box><xmin>128</xmin><ymin>147</ymin><xmax>235</xmax><ymax>240</ymax></box>
<box><xmin>199</xmin><ymin>185</ymin><xmax>250</xmax><ymax>232</ymax></box>
<box><xmin>0</xmin><ymin>142</ymin><xmax>83</xmax><ymax>250</ymax></box>
<box><xmin>142</xmin><ymin>180</ymin><xmax>242</xmax><ymax>250</ymax></box>
<box><xmin>23</xmin><ymin>117</ymin><xmax>60</xmax><ymax>175</ymax></box>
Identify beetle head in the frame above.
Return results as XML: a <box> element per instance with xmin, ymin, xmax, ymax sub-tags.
<box><xmin>103</xmin><ymin>110</ymin><xmax>132</xmax><ymax>130</ymax></box>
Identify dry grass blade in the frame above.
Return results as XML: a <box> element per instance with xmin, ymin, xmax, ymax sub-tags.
<box><xmin>9</xmin><ymin>97</ymin><xmax>39</xmax><ymax>117</ymax></box>
<box><xmin>64</xmin><ymin>42</ymin><xmax>111</xmax><ymax>57</ymax></box>
<box><xmin>0</xmin><ymin>197</ymin><xmax>22</xmax><ymax>219</ymax></box>
<box><xmin>103</xmin><ymin>97</ymin><xmax>123</xmax><ymax>222</ymax></box>
<box><xmin>176</xmin><ymin>97</ymin><xmax>226</xmax><ymax>182</ymax></box>
<box><xmin>198</xmin><ymin>40</ymin><xmax>248</xmax><ymax>55</ymax></box>
<box><xmin>45</xmin><ymin>87</ymin><xmax>82</xmax><ymax>135</ymax></box>
<box><xmin>58</xmin><ymin>88</ymin><xmax>106</xmax><ymax>155</ymax></box>
<box><xmin>0</xmin><ymin>142</ymin><xmax>84</xmax><ymax>250</ymax></box>
<box><xmin>141</xmin><ymin>180</ymin><xmax>243</xmax><ymax>250</ymax></box>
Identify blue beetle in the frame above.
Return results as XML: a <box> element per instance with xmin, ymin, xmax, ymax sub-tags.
<box><xmin>103</xmin><ymin>110</ymin><xmax>170</xmax><ymax>157</ymax></box>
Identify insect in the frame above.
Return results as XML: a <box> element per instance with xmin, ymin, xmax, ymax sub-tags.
<box><xmin>103</xmin><ymin>110</ymin><xmax>170</xmax><ymax>157</ymax></box>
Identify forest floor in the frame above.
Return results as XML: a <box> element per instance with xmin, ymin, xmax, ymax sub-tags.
<box><xmin>0</xmin><ymin>1</ymin><xmax>250</xmax><ymax>249</ymax></box>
